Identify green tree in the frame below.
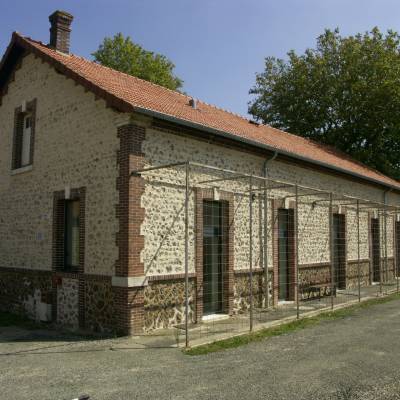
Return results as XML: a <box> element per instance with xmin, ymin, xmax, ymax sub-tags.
<box><xmin>249</xmin><ymin>28</ymin><xmax>400</xmax><ymax>179</ymax></box>
<box><xmin>92</xmin><ymin>33</ymin><xmax>183</xmax><ymax>91</ymax></box>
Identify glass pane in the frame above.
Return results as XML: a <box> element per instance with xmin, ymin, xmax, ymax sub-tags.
<box><xmin>371</xmin><ymin>219</ymin><xmax>380</xmax><ymax>282</ymax></box>
<box><xmin>278</xmin><ymin>209</ymin><xmax>289</xmax><ymax>300</ymax></box>
<box><xmin>64</xmin><ymin>200</ymin><xmax>80</xmax><ymax>268</ymax></box>
<box><xmin>203</xmin><ymin>201</ymin><xmax>223</xmax><ymax>314</ymax></box>
<box><xmin>21</xmin><ymin>114</ymin><xmax>31</xmax><ymax>166</ymax></box>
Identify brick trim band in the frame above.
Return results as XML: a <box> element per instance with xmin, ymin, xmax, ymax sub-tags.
<box><xmin>147</xmin><ymin>273</ymin><xmax>197</xmax><ymax>282</ymax></box>
<box><xmin>115</xmin><ymin>123</ymin><xmax>146</xmax><ymax>334</ymax></box>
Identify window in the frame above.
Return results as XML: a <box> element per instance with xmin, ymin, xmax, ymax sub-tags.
<box><xmin>64</xmin><ymin>200</ymin><xmax>80</xmax><ymax>269</ymax></box>
<box><xmin>52</xmin><ymin>188</ymin><xmax>85</xmax><ymax>273</ymax></box>
<box><xmin>12</xmin><ymin>99</ymin><xmax>36</xmax><ymax>170</ymax></box>
<box><xmin>21</xmin><ymin>114</ymin><xmax>32</xmax><ymax>167</ymax></box>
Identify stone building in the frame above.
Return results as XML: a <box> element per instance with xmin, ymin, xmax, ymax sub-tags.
<box><xmin>1</xmin><ymin>11</ymin><xmax>399</xmax><ymax>335</ymax></box>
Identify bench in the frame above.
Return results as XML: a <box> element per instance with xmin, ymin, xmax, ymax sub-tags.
<box><xmin>300</xmin><ymin>283</ymin><xmax>336</xmax><ymax>300</ymax></box>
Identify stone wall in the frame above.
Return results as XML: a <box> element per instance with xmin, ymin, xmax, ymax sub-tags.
<box><xmin>382</xmin><ymin>258</ymin><xmax>396</xmax><ymax>282</ymax></box>
<box><xmin>84</xmin><ymin>278</ymin><xmax>116</xmax><ymax>333</ymax></box>
<box><xmin>346</xmin><ymin>260</ymin><xmax>371</xmax><ymax>289</ymax></box>
<box><xmin>347</xmin><ymin>210</ymin><xmax>370</xmax><ymax>260</ymax></box>
<box><xmin>0</xmin><ymin>268</ymin><xmax>52</xmax><ymax>321</ymax></box>
<box><xmin>297</xmin><ymin>203</ymin><xmax>330</xmax><ymax>264</ymax></box>
<box><xmin>0</xmin><ymin>53</ymin><xmax>126</xmax><ymax>276</ymax></box>
<box><xmin>233</xmin><ymin>272</ymin><xmax>269</xmax><ymax>314</ymax></box>
<box><xmin>138</xmin><ymin>124</ymin><xmax>400</xmax><ymax>325</ymax></box>
<box><xmin>143</xmin><ymin>278</ymin><xmax>195</xmax><ymax>331</ymax></box>
<box><xmin>384</xmin><ymin>217</ymin><xmax>394</xmax><ymax>258</ymax></box>
<box><xmin>299</xmin><ymin>264</ymin><xmax>331</xmax><ymax>300</ymax></box>
<box><xmin>0</xmin><ymin>267</ymin><xmax>118</xmax><ymax>332</ymax></box>
<box><xmin>140</xmin><ymin>126</ymin><xmax>399</xmax><ymax>281</ymax></box>
<box><xmin>56</xmin><ymin>277</ymin><xmax>79</xmax><ymax>329</ymax></box>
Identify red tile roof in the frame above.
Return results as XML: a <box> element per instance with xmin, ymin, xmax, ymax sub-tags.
<box><xmin>4</xmin><ymin>32</ymin><xmax>400</xmax><ymax>190</ymax></box>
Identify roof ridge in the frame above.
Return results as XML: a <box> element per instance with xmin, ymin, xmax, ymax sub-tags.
<box><xmin>6</xmin><ymin>33</ymin><xmax>400</xmax><ymax>189</ymax></box>
<box><xmin>197</xmin><ymin>98</ymin><xmax>256</xmax><ymax>121</ymax></box>
<box><xmin>266</xmin><ymin>123</ymin><xmax>392</xmax><ymax>177</ymax></box>
<box><xmin>22</xmin><ymin>34</ymin><xmax>265</xmax><ymax>123</ymax></box>
<box><xmin>87</xmin><ymin>58</ymin><xmax>190</xmax><ymax>100</ymax></box>
<box><xmin>21</xmin><ymin>33</ymin><xmax>191</xmax><ymax>100</ymax></box>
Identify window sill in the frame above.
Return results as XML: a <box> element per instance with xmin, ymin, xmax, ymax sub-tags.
<box><xmin>11</xmin><ymin>165</ymin><xmax>33</xmax><ymax>176</ymax></box>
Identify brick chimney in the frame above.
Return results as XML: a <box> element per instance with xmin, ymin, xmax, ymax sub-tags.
<box><xmin>48</xmin><ymin>10</ymin><xmax>74</xmax><ymax>54</ymax></box>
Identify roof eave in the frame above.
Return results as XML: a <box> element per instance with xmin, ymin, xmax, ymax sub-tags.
<box><xmin>132</xmin><ymin>105</ymin><xmax>400</xmax><ymax>193</ymax></box>
<box><xmin>3</xmin><ymin>34</ymin><xmax>399</xmax><ymax>193</ymax></box>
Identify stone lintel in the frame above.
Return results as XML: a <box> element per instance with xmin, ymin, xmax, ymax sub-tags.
<box><xmin>111</xmin><ymin>276</ymin><xmax>148</xmax><ymax>288</ymax></box>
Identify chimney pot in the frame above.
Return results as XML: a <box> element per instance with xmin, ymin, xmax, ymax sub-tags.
<box><xmin>49</xmin><ymin>10</ymin><xmax>74</xmax><ymax>54</ymax></box>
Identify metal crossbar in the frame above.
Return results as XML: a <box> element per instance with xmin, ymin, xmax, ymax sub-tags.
<box><xmin>131</xmin><ymin>160</ymin><xmax>400</xmax><ymax>347</ymax></box>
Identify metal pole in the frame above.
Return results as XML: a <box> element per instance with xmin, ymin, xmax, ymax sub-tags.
<box><xmin>184</xmin><ymin>162</ymin><xmax>190</xmax><ymax>348</ymax></box>
<box><xmin>258</xmin><ymin>186</ymin><xmax>264</xmax><ymax>307</ymax></box>
<box><xmin>357</xmin><ymin>200</ymin><xmax>361</xmax><ymax>302</ymax></box>
<box><xmin>295</xmin><ymin>185</ymin><xmax>300</xmax><ymax>318</ymax></box>
<box><xmin>264</xmin><ymin>182</ymin><xmax>269</xmax><ymax>309</ymax></box>
<box><xmin>384</xmin><ymin>207</ymin><xmax>388</xmax><ymax>288</ymax></box>
<box><xmin>397</xmin><ymin>214</ymin><xmax>399</xmax><ymax>293</ymax></box>
<box><xmin>379</xmin><ymin>210</ymin><xmax>383</xmax><ymax>295</ymax></box>
<box><xmin>249</xmin><ymin>176</ymin><xmax>254</xmax><ymax>331</ymax></box>
<box><xmin>329</xmin><ymin>192</ymin><xmax>334</xmax><ymax>310</ymax></box>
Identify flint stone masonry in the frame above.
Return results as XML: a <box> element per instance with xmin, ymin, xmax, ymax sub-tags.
<box><xmin>1</xmin><ymin>48</ymin><xmax>400</xmax><ymax>335</ymax></box>
<box><xmin>143</xmin><ymin>279</ymin><xmax>195</xmax><ymax>331</ymax></box>
<box><xmin>140</xmin><ymin>127</ymin><xmax>398</xmax><ymax>278</ymax></box>
<box><xmin>0</xmin><ymin>269</ymin><xmax>52</xmax><ymax>320</ymax></box>
<box><xmin>346</xmin><ymin>260</ymin><xmax>371</xmax><ymax>288</ymax></box>
<box><xmin>138</xmin><ymin>126</ymin><xmax>400</xmax><ymax>325</ymax></box>
<box><xmin>56</xmin><ymin>277</ymin><xmax>79</xmax><ymax>329</ymax></box>
<box><xmin>347</xmin><ymin>210</ymin><xmax>370</xmax><ymax>260</ymax></box>
<box><xmin>233</xmin><ymin>273</ymin><xmax>270</xmax><ymax>314</ymax></box>
<box><xmin>84</xmin><ymin>279</ymin><xmax>116</xmax><ymax>333</ymax></box>
<box><xmin>0</xmin><ymin>53</ymin><xmax>123</xmax><ymax>276</ymax></box>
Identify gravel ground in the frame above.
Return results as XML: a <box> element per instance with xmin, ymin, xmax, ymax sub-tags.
<box><xmin>1</xmin><ymin>299</ymin><xmax>400</xmax><ymax>400</ymax></box>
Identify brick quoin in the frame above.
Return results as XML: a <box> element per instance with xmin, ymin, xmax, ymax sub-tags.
<box><xmin>115</xmin><ymin>123</ymin><xmax>146</xmax><ymax>335</ymax></box>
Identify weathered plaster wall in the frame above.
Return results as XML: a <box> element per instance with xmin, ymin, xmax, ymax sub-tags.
<box><xmin>0</xmin><ymin>53</ymin><xmax>126</xmax><ymax>276</ymax></box>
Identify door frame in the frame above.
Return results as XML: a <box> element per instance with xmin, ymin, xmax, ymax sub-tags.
<box><xmin>273</xmin><ymin>200</ymin><xmax>297</xmax><ymax>305</ymax></box>
<box><xmin>195</xmin><ymin>189</ymin><xmax>234</xmax><ymax>322</ymax></box>
<box><xmin>332</xmin><ymin>213</ymin><xmax>347</xmax><ymax>290</ymax></box>
<box><xmin>202</xmin><ymin>200</ymin><xmax>224</xmax><ymax>315</ymax></box>
<box><xmin>396</xmin><ymin>219</ymin><xmax>400</xmax><ymax>278</ymax></box>
<box><xmin>370</xmin><ymin>216</ymin><xmax>381</xmax><ymax>283</ymax></box>
<box><xmin>277</xmin><ymin>208</ymin><xmax>292</xmax><ymax>301</ymax></box>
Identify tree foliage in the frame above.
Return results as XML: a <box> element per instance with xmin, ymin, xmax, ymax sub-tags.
<box><xmin>92</xmin><ymin>33</ymin><xmax>183</xmax><ymax>91</ymax></box>
<box><xmin>249</xmin><ymin>28</ymin><xmax>400</xmax><ymax>179</ymax></box>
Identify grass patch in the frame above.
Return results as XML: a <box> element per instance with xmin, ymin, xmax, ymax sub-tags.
<box><xmin>185</xmin><ymin>292</ymin><xmax>400</xmax><ymax>356</ymax></box>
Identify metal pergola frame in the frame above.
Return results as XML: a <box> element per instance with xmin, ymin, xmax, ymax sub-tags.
<box><xmin>132</xmin><ymin>161</ymin><xmax>400</xmax><ymax>348</ymax></box>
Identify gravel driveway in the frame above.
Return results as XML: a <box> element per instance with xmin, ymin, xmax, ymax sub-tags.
<box><xmin>1</xmin><ymin>299</ymin><xmax>400</xmax><ymax>400</ymax></box>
